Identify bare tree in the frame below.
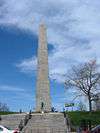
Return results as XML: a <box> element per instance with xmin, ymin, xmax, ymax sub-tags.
<box><xmin>77</xmin><ymin>101</ymin><xmax>86</xmax><ymax>111</ymax></box>
<box><xmin>0</xmin><ymin>102</ymin><xmax>9</xmax><ymax>112</ymax></box>
<box><xmin>65</xmin><ymin>60</ymin><xmax>100</xmax><ymax>112</ymax></box>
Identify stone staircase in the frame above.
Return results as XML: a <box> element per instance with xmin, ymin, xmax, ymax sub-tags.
<box><xmin>22</xmin><ymin>113</ymin><xmax>69</xmax><ymax>133</ymax></box>
<box><xmin>0</xmin><ymin>114</ymin><xmax>26</xmax><ymax>129</ymax></box>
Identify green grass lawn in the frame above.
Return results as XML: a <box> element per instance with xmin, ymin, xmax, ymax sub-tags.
<box><xmin>67</xmin><ymin>111</ymin><xmax>100</xmax><ymax>127</ymax></box>
<box><xmin>0</xmin><ymin>111</ymin><xmax>18</xmax><ymax>115</ymax></box>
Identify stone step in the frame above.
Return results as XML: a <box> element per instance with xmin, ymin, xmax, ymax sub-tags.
<box><xmin>23</xmin><ymin>128</ymin><xmax>67</xmax><ymax>133</ymax></box>
<box><xmin>0</xmin><ymin>114</ymin><xmax>26</xmax><ymax>129</ymax></box>
<box><xmin>22</xmin><ymin>113</ymin><xmax>69</xmax><ymax>133</ymax></box>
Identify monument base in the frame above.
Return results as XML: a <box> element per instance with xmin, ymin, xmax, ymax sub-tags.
<box><xmin>0</xmin><ymin>114</ymin><xmax>26</xmax><ymax>129</ymax></box>
<box><xmin>22</xmin><ymin>112</ymin><xmax>69</xmax><ymax>133</ymax></box>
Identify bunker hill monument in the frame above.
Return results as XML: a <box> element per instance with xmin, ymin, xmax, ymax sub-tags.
<box><xmin>36</xmin><ymin>23</ymin><xmax>51</xmax><ymax>112</ymax></box>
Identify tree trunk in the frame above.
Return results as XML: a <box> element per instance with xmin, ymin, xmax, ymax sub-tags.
<box><xmin>88</xmin><ymin>96</ymin><xmax>92</xmax><ymax>112</ymax></box>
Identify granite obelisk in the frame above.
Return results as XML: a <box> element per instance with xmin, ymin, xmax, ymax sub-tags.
<box><xmin>36</xmin><ymin>23</ymin><xmax>51</xmax><ymax>112</ymax></box>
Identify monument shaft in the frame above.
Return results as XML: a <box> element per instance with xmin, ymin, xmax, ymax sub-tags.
<box><xmin>36</xmin><ymin>23</ymin><xmax>51</xmax><ymax>112</ymax></box>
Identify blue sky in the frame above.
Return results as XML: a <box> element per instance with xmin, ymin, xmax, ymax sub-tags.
<box><xmin>0</xmin><ymin>0</ymin><xmax>100</xmax><ymax>111</ymax></box>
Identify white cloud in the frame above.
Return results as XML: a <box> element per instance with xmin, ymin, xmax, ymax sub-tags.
<box><xmin>16</xmin><ymin>43</ymin><xmax>100</xmax><ymax>83</ymax></box>
<box><xmin>0</xmin><ymin>84</ymin><xmax>35</xmax><ymax>100</ymax></box>
<box><xmin>0</xmin><ymin>85</ymin><xmax>25</xmax><ymax>92</ymax></box>
<box><xmin>16</xmin><ymin>57</ymin><xmax>37</xmax><ymax>73</ymax></box>
<box><xmin>1</xmin><ymin>0</ymin><xmax>100</xmax><ymax>82</ymax></box>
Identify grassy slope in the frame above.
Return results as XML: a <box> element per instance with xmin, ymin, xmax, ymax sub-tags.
<box><xmin>0</xmin><ymin>112</ymin><xmax>18</xmax><ymax>115</ymax></box>
<box><xmin>67</xmin><ymin>111</ymin><xmax>100</xmax><ymax>126</ymax></box>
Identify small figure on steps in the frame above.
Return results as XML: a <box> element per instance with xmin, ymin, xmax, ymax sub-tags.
<box><xmin>41</xmin><ymin>102</ymin><xmax>44</xmax><ymax>113</ymax></box>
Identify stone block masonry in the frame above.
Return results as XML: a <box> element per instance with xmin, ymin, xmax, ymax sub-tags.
<box><xmin>36</xmin><ymin>23</ymin><xmax>51</xmax><ymax>112</ymax></box>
